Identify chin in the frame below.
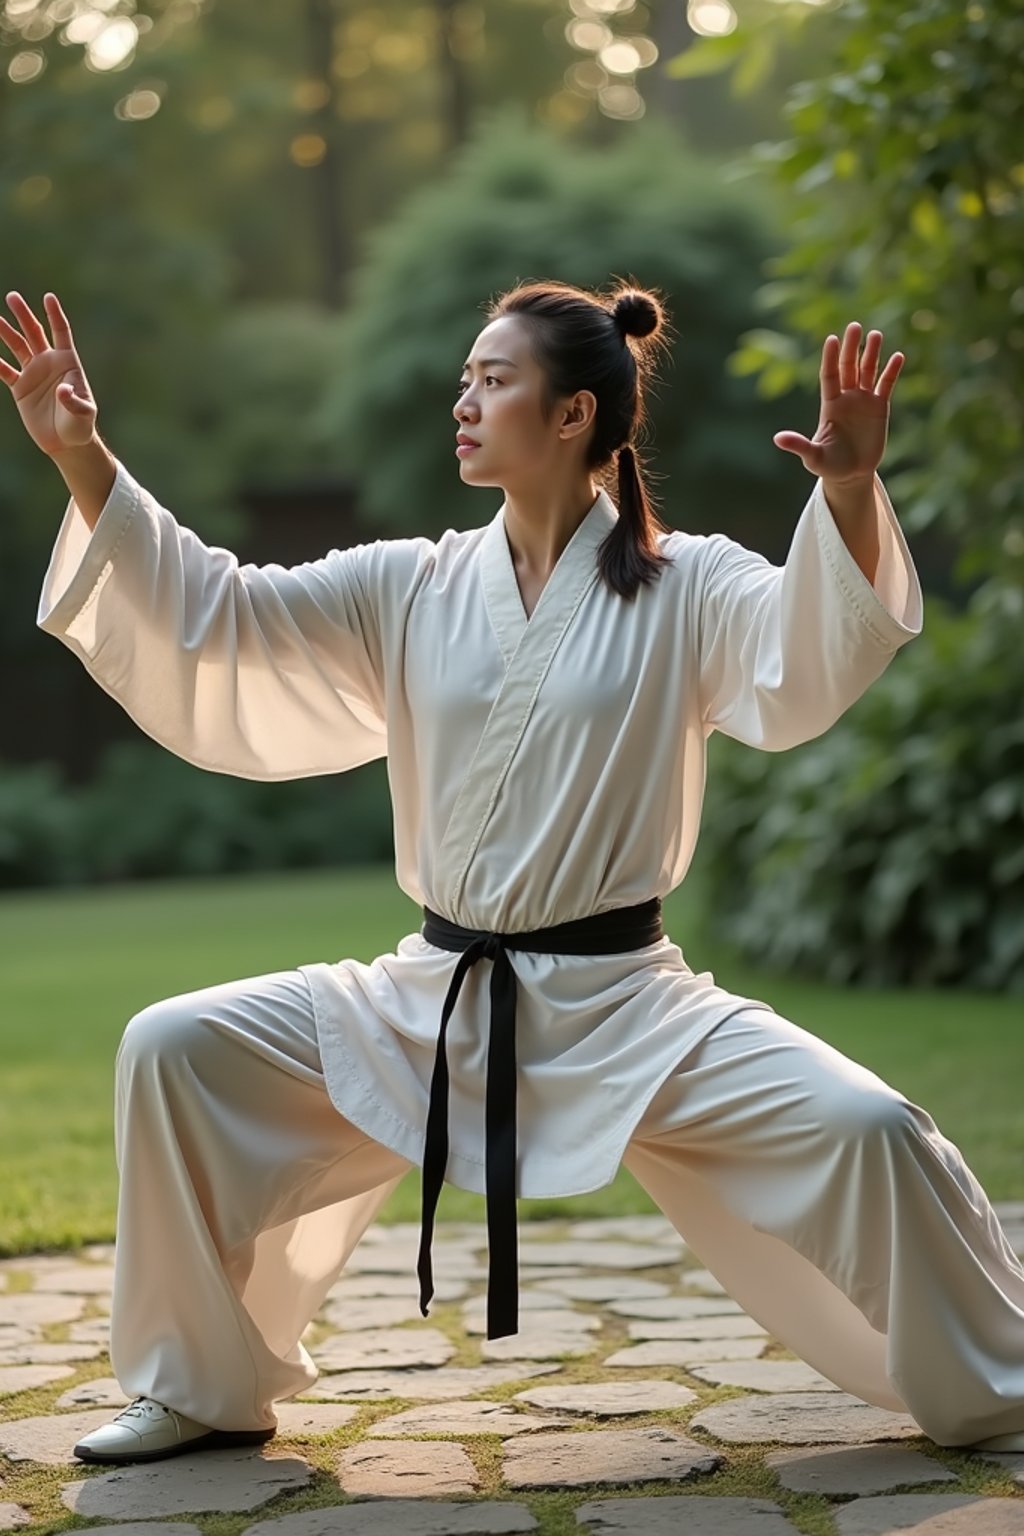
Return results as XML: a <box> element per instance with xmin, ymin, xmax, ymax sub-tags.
<box><xmin>459</xmin><ymin>462</ymin><xmax>499</xmax><ymax>487</ymax></box>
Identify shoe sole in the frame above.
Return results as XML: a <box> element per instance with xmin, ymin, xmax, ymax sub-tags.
<box><xmin>73</xmin><ymin>1426</ymin><xmax>276</xmax><ymax>1464</ymax></box>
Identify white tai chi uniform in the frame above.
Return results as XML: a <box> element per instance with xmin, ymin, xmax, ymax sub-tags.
<box><xmin>36</xmin><ymin>461</ymin><xmax>1024</xmax><ymax>1447</ymax></box>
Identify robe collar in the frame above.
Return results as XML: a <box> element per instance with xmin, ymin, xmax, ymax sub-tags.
<box><xmin>480</xmin><ymin>487</ymin><xmax>619</xmax><ymax>667</ymax></box>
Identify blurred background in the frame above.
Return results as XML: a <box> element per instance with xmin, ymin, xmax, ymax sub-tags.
<box><xmin>1</xmin><ymin>0</ymin><xmax>1022</xmax><ymax>1250</ymax></box>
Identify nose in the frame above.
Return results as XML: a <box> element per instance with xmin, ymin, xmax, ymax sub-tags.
<box><xmin>453</xmin><ymin>387</ymin><xmax>478</xmax><ymax>424</ymax></box>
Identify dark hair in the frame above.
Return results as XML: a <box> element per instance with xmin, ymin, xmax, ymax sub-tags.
<box><xmin>485</xmin><ymin>277</ymin><xmax>673</xmax><ymax>601</ymax></box>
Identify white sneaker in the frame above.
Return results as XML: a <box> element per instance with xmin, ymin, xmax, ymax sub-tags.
<box><xmin>72</xmin><ymin>1396</ymin><xmax>275</xmax><ymax>1463</ymax></box>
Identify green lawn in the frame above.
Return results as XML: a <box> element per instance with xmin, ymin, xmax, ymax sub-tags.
<box><xmin>1</xmin><ymin>863</ymin><xmax>1022</xmax><ymax>1256</ymax></box>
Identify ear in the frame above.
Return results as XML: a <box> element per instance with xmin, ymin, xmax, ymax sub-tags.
<box><xmin>559</xmin><ymin>390</ymin><xmax>597</xmax><ymax>441</ymax></box>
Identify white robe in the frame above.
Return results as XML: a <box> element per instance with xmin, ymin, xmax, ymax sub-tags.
<box><xmin>37</xmin><ymin>462</ymin><xmax>923</xmax><ymax>1200</ymax></box>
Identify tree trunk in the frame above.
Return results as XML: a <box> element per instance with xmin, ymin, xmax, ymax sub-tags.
<box><xmin>304</xmin><ymin>0</ymin><xmax>350</xmax><ymax>307</ymax></box>
<box><xmin>435</xmin><ymin>0</ymin><xmax>471</xmax><ymax>152</ymax></box>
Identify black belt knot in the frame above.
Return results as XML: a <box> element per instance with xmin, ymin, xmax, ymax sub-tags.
<box><xmin>416</xmin><ymin>897</ymin><xmax>664</xmax><ymax>1340</ymax></box>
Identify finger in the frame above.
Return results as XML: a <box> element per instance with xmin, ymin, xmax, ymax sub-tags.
<box><xmin>839</xmin><ymin>321</ymin><xmax>862</xmax><ymax>391</ymax></box>
<box><xmin>44</xmin><ymin>292</ymin><xmax>74</xmax><ymax>351</ymax></box>
<box><xmin>58</xmin><ymin>383</ymin><xmax>91</xmax><ymax>412</ymax></box>
<box><xmin>859</xmin><ymin>330</ymin><xmax>883</xmax><ymax>391</ymax></box>
<box><xmin>5</xmin><ymin>291</ymin><xmax>49</xmax><ymax>355</ymax></box>
<box><xmin>820</xmin><ymin>334</ymin><xmax>841</xmax><ymax>404</ymax></box>
<box><xmin>0</xmin><ymin>313</ymin><xmax>31</xmax><ymax>364</ymax></box>
<box><xmin>0</xmin><ymin>356</ymin><xmax>20</xmax><ymax>387</ymax></box>
<box><xmin>773</xmin><ymin>431</ymin><xmax>825</xmax><ymax>472</ymax></box>
<box><xmin>875</xmin><ymin>350</ymin><xmax>905</xmax><ymax>402</ymax></box>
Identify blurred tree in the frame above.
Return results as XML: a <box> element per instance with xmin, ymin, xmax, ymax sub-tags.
<box><xmin>667</xmin><ymin>0</ymin><xmax>1024</xmax><ymax>601</ymax></box>
<box><xmin>318</xmin><ymin>106</ymin><xmax>820</xmax><ymax>556</ymax></box>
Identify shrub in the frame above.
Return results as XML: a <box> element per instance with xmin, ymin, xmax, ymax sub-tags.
<box><xmin>0</xmin><ymin>741</ymin><xmax>393</xmax><ymax>890</ymax></box>
<box><xmin>698</xmin><ymin>596</ymin><xmax>1024</xmax><ymax>991</ymax></box>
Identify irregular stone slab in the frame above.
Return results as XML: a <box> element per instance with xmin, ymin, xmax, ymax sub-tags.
<box><xmin>30</xmin><ymin>1265</ymin><xmax>115</xmax><ymax>1295</ymax></box>
<box><xmin>515</xmin><ymin>1380</ymin><xmax>697</xmax><ymax>1417</ymax></box>
<box><xmin>518</xmin><ymin>1266</ymin><xmax>586</xmax><ymax>1280</ymax></box>
<box><xmin>362</xmin><ymin>1221</ymin><xmax>483</xmax><ymax>1246</ymax></box>
<box><xmin>680</xmin><ymin>1269</ymin><xmax>729</xmax><ymax>1295</ymax></box>
<box><xmin>327</xmin><ymin>1274</ymin><xmax>467</xmax><ymax>1303</ymax></box>
<box><xmin>690</xmin><ymin>1360</ymin><xmax>842</xmax><ymax>1393</ymax></box>
<box><xmin>608</xmin><ymin>1296</ymin><xmax>743</xmax><ymax>1320</ymax></box>
<box><xmin>606</xmin><ymin>1338</ymin><xmax>766</xmax><ymax>1368</ymax></box>
<box><xmin>344</xmin><ymin>1246</ymin><xmax>486</xmax><ymax>1280</ymax></box>
<box><xmin>467</xmin><ymin>1308</ymin><xmax>597</xmax><ymax>1338</ymax></box>
<box><xmin>56</xmin><ymin>1376</ymin><xmax>129</xmax><ymax>1409</ymax></box>
<box><xmin>532</xmin><ymin>1276</ymin><xmax>670</xmax><ymax>1304</ymax></box>
<box><xmin>506</xmin><ymin>1243</ymin><xmax>682</xmax><ymax>1270</ymax></box>
<box><xmin>0</xmin><ymin>1509</ymin><xmax>32</xmax><ymax>1531</ymax></box>
<box><xmin>308</xmin><ymin>1363</ymin><xmax>559</xmax><ymax>1401</ymax></box>
<box><xmin>59</xmin><ymin>1528</ymin><xmax>199</xmax><ymax>1536</ymax></box>
<box><xmin>374</xmin><ymin>1400</ymin><xmax>572</xmax><ymax>1437</ymax></box>
<box><xmin>0</xmin><ymin>1254</ymin><xmax>84</xmax><ymax>1276</ymax></box>
<box><xmin>503</xmin><ymin>1426</ymin><xmax>722</xmax><ymax>1489</ymax></box>
<box><xmin>627</xmin><ymin>1315</ymin><xmax>768</xmax><ymax>1341</ymax></box>
<box><xmin>0</xmin><ymin>1363</ymin><xmax>76</xmax><ymax>1396</ymax></box>
<box><xmin>834</xmin><ymin>1495</ymin><xmax>1024</xmax><ymax>1534</ymax></box>
<box><xmin>67</xmin><ymin>1318</ymin><xmax>112</xmax><ymax>1345</ymax></box>
<box><xmin>576</xmin><ymin>1495</ymin><xmax>801</xmax><ymax>1534</ymax></box>
<box><xmin>463</xmin><ymin>1291</ymin><xmax>571</xmax><ymax>1321</ymax></box>
<box><xmin>0</xmin><ymin>1329</ymin><xmax>39</xmax><ymax>1351</ymax></box>
<box><xmin>565</xmin><ymin>1217</ymin><xmax>683</xmax><ymax>1244</ymax></box>
<box><xmin>0</xmin><ymin>1294</ymin><xmax>84</xmax><ymax>1327</ymax></box>
<box><xmin>80</xmin><ymin>1243</ymin><xmax>117</xmax><ymax>1261</ymax></box>
<box><xmin>692</xmin><ymin>1393</ymin><xmax>921</xmax><ymax>1446</ymax></box>
<box><xmin>767</xmin><ymin>1444</ymin><xmax>957</xmax><ymax>1494</ymax></box>
<box><xmin>975</xmin><ymin>1452</ymin><xmax>1024</xmax><ymax>1484</ymax></box>
<box><xmin>244</xmin><ymin>1504</ymin><xmax>538</xmax><ymax>1535</ymax></box>
<box><xmin>0</xmin><ymin>1342</ymin><xmax>104</xmax><ymax>1366</ymax></box>
<box><xmin>314</xmin><ymin>1328</ymin><xmax>455</xmax><ymax>1370</ymax></box>
<box><xmin>322</xmin><ymin>1297</ymin><xmax>425</xmax><ymax>1330</ymax></box>
<box><xmin>62</xmin><ymin>1449</ymin><xmax>312</xmax><ymax>1517</ymax></box>
<box><xmin>481</xmin><ymin>1329</ymin><xmax>598</xmax><ymax>1362</ymax></box>
<box><xmin>274</xmin><ymin>1403</ymin><xmax>361</xmax><ymax>1435</ymax></box>
<box><xmin>0</xmin><ymin>1409</ymin><xmax>113</xmax><ymax>1464</ymax></box>
<box><xmin>337</xmin><ymin>1439</ymin><xmax>478</xmax><ymax>1495</ymax></box>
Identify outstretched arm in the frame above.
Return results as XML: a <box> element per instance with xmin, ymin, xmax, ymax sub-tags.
<box><xmin>773</xmin><ymin>321</ymin><xmax>906</xmax><ymax>586</ymax></box>
<box><xmin>697</xmin><ymin>323</ymin><xmax>921</xmax><ymax>752</ymax></box>
<box><xmin>2</xmin><ymin>291</ymin><xmax>408</xmax><ymax>780</ymax></box>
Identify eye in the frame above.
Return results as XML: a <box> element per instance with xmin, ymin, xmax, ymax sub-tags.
<box><xmin>455</xmin><ymin>376</ymin><xmax>500</xmax><ymax>395</ymax></box>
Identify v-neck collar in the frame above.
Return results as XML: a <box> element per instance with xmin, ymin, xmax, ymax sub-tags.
<box><xmin>480</xmin><ymin>489</ymin><xmax>618</xmax><ymax>667</ymax></box>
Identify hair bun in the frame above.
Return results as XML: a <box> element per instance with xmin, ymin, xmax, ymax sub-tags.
<box><xmin>612</xmin><ymin>289</ymin><xmax>662</xmax><ymax>341</ymax></box>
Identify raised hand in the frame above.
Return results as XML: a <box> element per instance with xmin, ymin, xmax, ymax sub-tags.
<box><xmin>773</xmin><ymin>323</ymin><xmax>905</xmax><ymax>485</ymax></box>
<box><xmin>0</xmin><ymin>291</ymin><xmax>99</xmax><ymax>457</ymax></box>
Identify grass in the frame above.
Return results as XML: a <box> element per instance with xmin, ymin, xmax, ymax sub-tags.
<box><xmin>1</xmin><ymin>861</ymin><xmax>1022</xmax><ymax>1255</ymax></box>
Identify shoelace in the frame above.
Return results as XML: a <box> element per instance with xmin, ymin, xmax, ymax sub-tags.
<box><xmin>115</xmin><ymin>1396</ymin><xmax>177</xmax><ymax>1424</ymax></box>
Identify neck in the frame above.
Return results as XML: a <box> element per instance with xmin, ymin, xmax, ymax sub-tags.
<box><xmin>501</xmin><ymin>473</ymin><xmax>601</xmax><ymax>577</ymax></box>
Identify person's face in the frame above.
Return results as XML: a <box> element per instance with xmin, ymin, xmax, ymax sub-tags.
<box><xmin>452</xmin><ymin>315</ymin><xmax>594</xmax><ymax>490</ymax></box>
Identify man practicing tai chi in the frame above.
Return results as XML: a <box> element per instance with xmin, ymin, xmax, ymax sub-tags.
<box><xmin>3</xmin><ymin>279</ymin><xmax>1024</xmax><ymax>1466</ymax></box>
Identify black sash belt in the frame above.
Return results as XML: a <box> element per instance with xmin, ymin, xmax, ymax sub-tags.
<box><xmin>416</xmin><ymin>897</ymin><xmax>664</xmax><ymax>1340</ymax></box>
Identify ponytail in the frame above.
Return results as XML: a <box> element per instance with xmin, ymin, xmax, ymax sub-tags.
<box><xmin>596</xmin><ymin>443</ymin><xmax>670</xmax><ymax>601</ymax></box>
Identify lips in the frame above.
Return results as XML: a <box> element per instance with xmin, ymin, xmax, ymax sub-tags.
<box><xmin>456</xmin><ymin>435</ymin><xmax>481</xmax><ymax>447</ymax></box>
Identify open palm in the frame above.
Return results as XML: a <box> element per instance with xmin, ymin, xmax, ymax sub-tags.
<box><xmin>0</xmin><ymin>291</ymin><xmax>98</xmax><ymax>455</ymax></box>
<box><xmin>773</xmin><ymin>322</ymin><xmax>905</xmax><ymax>484</ymax></box>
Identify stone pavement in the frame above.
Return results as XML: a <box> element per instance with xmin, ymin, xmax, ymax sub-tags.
<box><xmin>3</xmin><ymin>1209</ymin><xmax>1024</xmax><ymax>1534</ymax></box>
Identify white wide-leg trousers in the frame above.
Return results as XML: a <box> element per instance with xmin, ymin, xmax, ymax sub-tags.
<box><xmin>109</xmin><ymin>969</ymin><xmax>1024</xmax><ymax>1446</ymax></box>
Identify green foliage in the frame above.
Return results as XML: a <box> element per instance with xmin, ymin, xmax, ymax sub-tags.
<box><xmin>699</xmin><ymin>596</ymin><xmax>1024</xmax><ymax>992</ymax></box>
<box><xmin>678</xmin><ymin>0</ymin><xmax>1024</xmax><ymax>593</ymax></box>
<box><xmin>317</xmin><ymin>106</ymin><xmax>816</xmax><ymax>543</ymax></box>
<box><xmin>0</xmin><ymin>741</ymin><xmax>393</xmax><ymax>889</ymax></box>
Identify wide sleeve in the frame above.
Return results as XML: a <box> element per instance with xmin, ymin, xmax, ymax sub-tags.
<box><xmin>36</xmin><ymin>458</ymin><xmax>419</xmax><ymax>780</ymax></box>
<box><xmin>695</xmin><ymin>471</ymin><xmax>923</xmax><ymax>751</ymax></box>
